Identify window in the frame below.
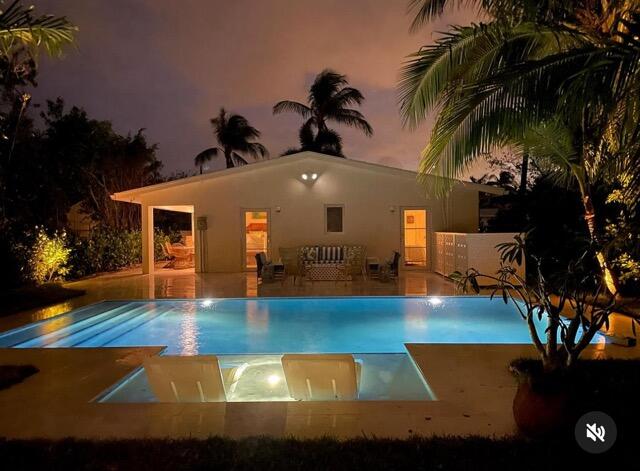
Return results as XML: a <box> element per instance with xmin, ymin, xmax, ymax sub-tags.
<box><xmin>325</xmin><ymin>205</ymin><xmax>343</xmax><ymax>233</ymax></box>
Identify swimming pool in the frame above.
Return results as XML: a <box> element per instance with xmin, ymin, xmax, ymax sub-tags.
<box><xmin>0</xmin><ymin>296</ymin><xmax>547</xmax><ymax>354</ymax></box>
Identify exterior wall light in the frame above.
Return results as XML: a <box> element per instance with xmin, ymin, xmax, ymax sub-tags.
<box><xmin>301</xmin><ymin>172</ymin><xmax>318</xmax><ymax>181</ymax></box>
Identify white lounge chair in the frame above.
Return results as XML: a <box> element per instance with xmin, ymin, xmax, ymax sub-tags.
<box><xmin>281</xmin><ymin>354</ymin><xmax>361</xmax><ymax>401</ymax></box>
<box><xmin>143</xmin><ymin>355</ymin><xmax>242</xmax><ymax>402</ymax></box>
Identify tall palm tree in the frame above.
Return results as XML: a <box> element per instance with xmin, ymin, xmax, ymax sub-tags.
<box><xmin>399</xmin><ymin>0</ymin><xmax>640</xmax><ymax>293</ymax></box>
<box><xmin>273</xmin><ymin>69</ymin><xmax>373</xmax><ymax>157</ymax></box>
<box><xmin>194</xmin><ymin>108</ymin><xmax>268</xmax><ymax>173</ymax></box>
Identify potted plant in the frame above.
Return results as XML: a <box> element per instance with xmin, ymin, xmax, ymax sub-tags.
<box><xmin>451</xmin><ymin>236</ymin><xmax>633</xmax><ymax>435</ymax></box>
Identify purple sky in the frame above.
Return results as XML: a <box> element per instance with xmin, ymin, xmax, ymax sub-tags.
<box><xmin>31</xmin><ymin>0</ymin><xmax>481</xmax><ymax>176</ymax></box>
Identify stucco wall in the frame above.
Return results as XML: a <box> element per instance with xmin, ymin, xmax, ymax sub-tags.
<box><xmin>136</xmin><ymin>156</ymin><xmax>481</xmax><ymax>273</ymax></box>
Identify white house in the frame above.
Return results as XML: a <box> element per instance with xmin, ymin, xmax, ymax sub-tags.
<box><xmin>111</xmin><ymin>151</ymin><xmax>507</xmax><ymax>274</ymax></box>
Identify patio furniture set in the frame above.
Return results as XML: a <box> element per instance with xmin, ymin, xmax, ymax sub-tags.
<box><xmin>256</xmin><ymin>245</ymin><xmax>400</xmax><ymax>284</ymax></box>
<box><xmin>162</xmin><ymin>235</ymin><xmax>195</xmax><ymax>269</ymax></box>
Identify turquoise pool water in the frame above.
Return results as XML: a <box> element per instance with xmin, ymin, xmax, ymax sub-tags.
<box><xmin>0</xmin><ymin>296</ymin><xmax>548</xmax><ymax>354</ymax></box>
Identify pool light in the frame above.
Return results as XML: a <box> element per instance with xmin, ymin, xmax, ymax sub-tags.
<box><xmin>428</xmin><ymin>297</ymin><xmax>443</xmax><ymax>306</ymax></box>
<box><xmin>267</xmin><ymin>374</ymin><xmax>281</xmax><ymax>386</ymax></box>
<box><xmin>201</xmin><ymin>299</ymin><xmax>214</xmax><ymax>308</ymax></box>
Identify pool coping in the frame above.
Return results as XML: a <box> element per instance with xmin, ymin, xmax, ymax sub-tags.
<box><xmin>1</xmin><ymin>343</ymin><xmax>638</xmax><ymax>439</ymax></box>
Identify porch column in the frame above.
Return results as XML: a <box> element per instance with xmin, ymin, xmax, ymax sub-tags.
<box><xmin>141</xmin><ymin>204</ymin><xmax>154</xmax><ymax>274</ymax></box>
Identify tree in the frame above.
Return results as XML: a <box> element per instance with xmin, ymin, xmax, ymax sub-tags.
<box><xmin>0</xmin><ymin>1</ymin><xmax>76</xmax><ymax>224</ymax></box>
<box><xmin>273</xmin><ymin>69</ymin><xmax>373</xmax><ymax>157</ymax></box>
<box><xmin>194</xmin><ymin>108</ymin><xmax>268</xmax><ymax>173</ymax></box>
<box><xmin>399</xmin><ymin>0</ymin><xmax>640</xmax><ymax>294</ymax></box>
<box><xmin>38</xmin><ymin>99</ymin><xmax>162</xmax><ymax>230</ymax></box>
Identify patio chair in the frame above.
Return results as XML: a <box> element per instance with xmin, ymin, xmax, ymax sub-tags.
<box><xmin>380</xmin><ymin>251</ymin><xmax>401</xmax><ymax>283</ymax></box>
<box><xmin>389</xmin><ymin>251</ymin><xmax>401</xmax><ymax>281</ymax></box>
<box><xmin>346</xmin><ymin>245</ymin><xmax>367</xmax><ymax>280</ymax></box>
<box><xmin>281</xmin><ymin>354</ymin><xmax>362</xmax><ymax>401</ymax></box>
<box><xmin>279</xmin><ymin>247</ymin><xmax>301</xmax><ymax>285</ymax></box>
<box><xmin>256</xmin><ymin>252</ymin><xmax>276</xmax><ymax>282</ymax></box>
<box><xmin>143</xmin><ymin>355</ymin><xmax>243</xmax><ymax>402</ymax></box>
<box><xmin>163</xmin><ymin>242</ymin><xmax>195</xmax><ymax>269</ymax></box>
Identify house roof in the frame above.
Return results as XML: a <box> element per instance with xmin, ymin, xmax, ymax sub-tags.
<box><xmin>111</xmin><ymin>151</ymin><xmax>504</xmax><ymax>203</ymax></box>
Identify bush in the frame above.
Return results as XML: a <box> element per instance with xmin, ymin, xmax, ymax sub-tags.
<box><xmin>68</xmin><ymin>226</ymin><xmax>179</xmax><ymax>278</ymax></box>
<box><xmin>26</xmin><ymin>228</ymin><xmax>71</xmax><ymax>284</ymax></box>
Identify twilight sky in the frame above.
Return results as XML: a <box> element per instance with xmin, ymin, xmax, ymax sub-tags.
<box><xmin>30</xmin><ymin>0</ymin><xmax>480</xmax><ymax>176</ymax></box>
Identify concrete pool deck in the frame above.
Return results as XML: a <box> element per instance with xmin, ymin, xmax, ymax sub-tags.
<box><xmin>1</xmin><ymin>268</ymin><xmax>639</xmax><ymax>439</ymax></box>
<box><xmin>0</xmin><ymin>343</ymin><xmax>638</xmax><ymax>439</ymax></box>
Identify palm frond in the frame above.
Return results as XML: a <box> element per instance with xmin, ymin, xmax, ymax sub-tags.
<box><xmin>272</xmin><ymin>100</ymin><xmax>311</xmax><ymax>117</ymax></box>
<box><xmin>399</xmin><ymin>22</ymin><xmax>588</xmax><ymax>128</ymax></box>
<box><xmin>231</xmin><ymin>152</ymin><xmax>249</xmax><ymax>166</ymax></box>
<box><xmin>520</xmin><ymin>119</ymin><xmax>579</xmax><ymax>188</ymax></box>
<box><xmin>407</xmin><ymin>0</ymin><xmax>465</xmax><ymax>31</ymax></box>
<box><xmin>330</xmin><ymin>109</ymin><xmax>373</xmax><ymax>136</ymax></box>
<box><xmin>245</xmin><ymin>142</ymin><xmax>269</xmax><ymax>160</ymax></box>
<box><xmin>0</xmin><ymin>0</ymin><xmax>77</xmax><ymax>57</ymax></box>
<box><xmin>417</xmin><ymin>43</ymin><xmax>614</xmax><ymax>195</ymax></box>
<box><xmin>330</xmin><ymin>87</ymin><xmax>365</xmax><ymax>107</ymax></box>
<box><xmin>194</xmin><ymin>147</ymin><xmax>219</xmax><ymax>166</ymax></box>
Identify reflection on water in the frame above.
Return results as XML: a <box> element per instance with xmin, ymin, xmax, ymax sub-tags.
<box><xmin>246</xmin><ymin>300</ymin><xmax>269</xmax><ymax>332</ymax></box>
<box><xmin>100</xmin><ymin>353</ymin><xmax>434</xmax><ymax>403</ymax></box>
<box><xmin>179</xmin><ymin>302</ymin><xmax>199</xmax><ymax>355</ymax></box>
<box><xmin>30</xmin><ymin>301</ymin><xmax>75</xmax><ymax>323</ymax></box>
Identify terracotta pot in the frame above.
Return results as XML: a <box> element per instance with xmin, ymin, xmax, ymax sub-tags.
<box><xmin>513</xmin><ymin>381</ymin><xmax>570</xmax><ymax>436</ymax></box>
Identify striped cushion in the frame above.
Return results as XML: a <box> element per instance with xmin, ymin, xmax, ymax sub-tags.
<box><xmin>318</xmin><ymin>246</ymin><xmax>343</xmax><ymax>262</ymax></box>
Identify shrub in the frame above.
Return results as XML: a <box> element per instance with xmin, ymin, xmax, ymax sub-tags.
<box><xmin>26</xmin><ymin>228</ymin><xmax>71</xmax><ymax>284</ymax></box>
<box><xmin>68</xmin><ymin>226</ymin><xmax>179</xmax><ymax>278</ymax></box>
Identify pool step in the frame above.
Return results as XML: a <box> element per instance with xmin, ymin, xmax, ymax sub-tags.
<box><xmin>71</xmin><ymin>304</ymin><xmax>175</xmax><ymax>347</ymax></box>
<box><xmin>6</xmin><ymin>302</ymin><xmax>134</xmax><ymax>348</ymax></box>
<box><xmin>44</xmin><ymin>303</ymin><xmax>172</xmax><ymax>348</ymax></box>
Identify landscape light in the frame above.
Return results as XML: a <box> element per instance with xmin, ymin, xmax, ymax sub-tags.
<box><xmin>311</xmin><ymin>173</ymin><xmax>318</xmax><ymax>180</ymax></box>
<box><xmin>301</xmin><ymin>173</ymin><xmax>309</xmax><ymax>180</ymax></box>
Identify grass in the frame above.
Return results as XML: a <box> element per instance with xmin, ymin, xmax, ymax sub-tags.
<box><xmin>0</xmin><ymin>283</ymin><xmax>85</xmax><ymax>317</ymax></box>
<box><xmin>0</xmin><ymin>435</ymin><xmax>633</xmax><ymax>471</ymax></box>
<box><xmin>0</xmin><ymin>365</ymin><xmax>38</xmax><ymax>390</ymax></box>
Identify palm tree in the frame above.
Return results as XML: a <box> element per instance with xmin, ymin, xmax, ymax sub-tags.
<box><xmin>273</xmin><ymin>69</ymin><xmax>373</xmax><ymax>157</ymax></box>
<box><xmin>194</xmin><ymin>108</ymin><xmax>268</xmax><ymax>173</ymax></box>
<box><xmin>399</xmin><ymin>0</ymin><xmax>640</xmax><ymax>293</ymax></box>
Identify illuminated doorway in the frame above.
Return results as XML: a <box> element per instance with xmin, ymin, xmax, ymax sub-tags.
<box><xmin>243</xmin><ymin>210</ymin><xmax>269</xmax><ymax>270</ymax></box>
<box><xmin>402</xmin><ymin>208</ymin><xmax>428</xmax><ymax>268</ymax></box>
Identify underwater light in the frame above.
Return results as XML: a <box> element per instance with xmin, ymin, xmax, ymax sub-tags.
<box><xmin>267</xmin><ymin>374</ymin><xmax>281</xmax><ymax>386</ymax></box>
<box><xmin>201</xmin><ymin>299</ymin><xmax>214</xmax><ymax>308</ymax></box>
<box><xmin>428</xmin><ymin>297</ymin><xmax>443</xmax><ymax>306</ymax></box>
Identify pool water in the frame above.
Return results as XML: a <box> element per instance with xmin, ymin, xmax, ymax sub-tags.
<box><xmin>1</xmin><ymin>296</ymin><xmax>545</xmax><ymax>354</ymax></box>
